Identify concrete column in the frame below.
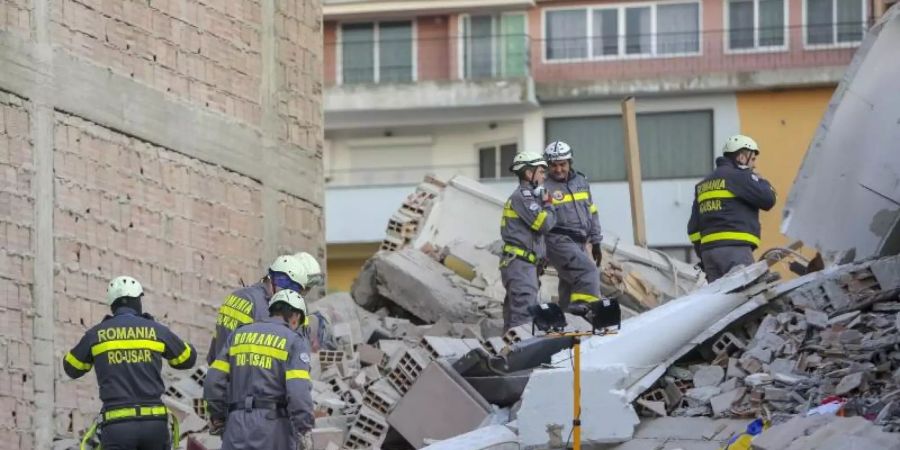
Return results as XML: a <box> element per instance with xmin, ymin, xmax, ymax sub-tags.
<box><xmin>260</xmin><ymin>0</ymin><xmax>282</xmax><ymax>263</ymax></box>
<box><xmin>521</xmin><ymin>109</ymin><xmax>545</xmax><ymax>153</ymax></box>
<box><xmin>30</xmin><ymin>0</ymin><xmax>56</xmax><ymax>446</ymax></box>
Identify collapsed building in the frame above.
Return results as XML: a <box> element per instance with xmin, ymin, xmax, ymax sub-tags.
<box><xmin>54</xmin><ymin>4</ymin><xmax>900</xmax><ymax>449</ymax></box>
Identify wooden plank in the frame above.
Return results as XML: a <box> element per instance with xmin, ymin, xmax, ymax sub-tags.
<box><xmin>621</xmin><ymin>97</ymin><xmax>647</xmax><ymax>247</ymax></box>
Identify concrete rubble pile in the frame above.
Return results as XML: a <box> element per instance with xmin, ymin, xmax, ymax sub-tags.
<box><xmin>639</xmin><ymin>255</ymin><xmax>900</xmax><ymax>429</ymax></box>
<box><xmin>353</xmin><ymin>175</ymin><xmax>705</xmax><ymax>322</ymax></box>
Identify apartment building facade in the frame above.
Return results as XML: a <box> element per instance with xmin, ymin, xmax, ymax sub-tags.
<box><xmin>322</xmin><ymin>0</ymin><xmax>888</xmax><ymax>291</ymax></box>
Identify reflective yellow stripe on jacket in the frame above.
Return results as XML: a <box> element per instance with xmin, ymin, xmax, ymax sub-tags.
<box><xmin>700</xmin><ymin>231</ymin><xmax>760</xmax><ymax>246</ymax></box>
<box><xmin>689</xmin><ymin>232</ymin><xmax>701</xmax><ymax>243</ymax></box>
<box><xmin>92</xmin><ymin>340</ymin><xmax>165</xmax><ymax>356</ymax></box>
<box><xmin>530</xmin><ymin>210</ymin><xmax>548</xmax><ymax>231</ymax></box>
<box><xmin>697</xmin><ymin>189</ymin><xmax>735</xmax><ymax>203</ymax></box>
<box><xmin>169</xmin><ymin>346</ymin><xmax>192</xmax><ymax>366</ymax></box>
<box><xmin>286</xmin><ymin>369</ymin><xmax>311</xmax><ymax>380</ymax></box>
<box><xmin>229</xmin><ymin>344</ymin><xmax>288</xmax><ymax>361</ymax></box>
<box><xmin>210</xmin><ymin>359</ymin><xmax>230</xmax><ymax>373</ymax></box>
<box><xmin>65</xmin><ymin>352</ymin><xmax>92</xmax><ymax>371</ymax></box>
<box><xmin>551</xmin><ymin>191</ymin><xmax>590</xmax><ymax>205</ymax></box>
<box><xmin>220</xmin><ymin>305</ymin><xmax>253</xmax><ymax>325</ymax></box>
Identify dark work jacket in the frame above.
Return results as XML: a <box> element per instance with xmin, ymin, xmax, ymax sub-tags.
<box><xmin>63</xmin><ymin>307</ymin><xmax>197</xmax><ymax>411</ymax></box>
<box><xmin>687</xmin><ymin>157</ymin><xmax>776</xmax><ymax>254</ymax></box>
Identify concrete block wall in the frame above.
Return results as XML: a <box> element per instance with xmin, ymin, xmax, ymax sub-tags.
<box><xmin>0</xmin><ymin>0</ymin><xmax>324</xmax><ymax>447</ymax></box>
<box><xmin>0</xmin><ymin>92</ymin><xmax>36</xmax><ymax>450</ymax></box>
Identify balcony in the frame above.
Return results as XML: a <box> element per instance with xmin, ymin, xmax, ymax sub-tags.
<box><xmin>324</xmin><ymin>22</ymin><xmax>866</xmax><ymax>112</ymax></box>
<box><xmin>324</xmin><ymin>33</ymin><xmax>536</xmax><ymax>128</ymax></box>
<box><xmin>531</xmin><ymin>23</ymin><xmax>866</xmax><ymax>99</ymax></box>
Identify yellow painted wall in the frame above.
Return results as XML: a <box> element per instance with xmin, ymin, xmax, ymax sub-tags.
<box><xmin>735</xmin><ymin>87</ymin><xmax>834</xmax><ymax>271</ymax></box>
<box><xmin>326</xmin><ymin>243</ymin><xmax>380</xmax><ymax>292</ymax></box>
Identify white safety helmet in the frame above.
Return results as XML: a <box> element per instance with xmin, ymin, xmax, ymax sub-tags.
<box><xmin>268</xmin><ymin>254</ymin><xmax>305</xmax><ymax>287</ymax></box>
<box><xmin>268</xmin><ymin>289</ymin><xmax>308</xmax><ymax>315</ymax></box>
<box><xmin>544</xmin><ymin>141</ymin><xmax>573</xmax><ymax>162</ymax></box>
<box><xmin>293</xmin><ymin>252</ymin><xmax>324</xmax><ymax>289</ymax></box>
<box><xmin>106</xmin><ymin>275</ymin><xmax>144</xmax><ymax>305</ymax></box>
<box><xmin>509</xmin><ymin>151</ymin><xmax>548</xmax><ymax>173</ymax></box>
<box><xmin>722</xmin><ymin>134</ymin><xmax>759</xmax><ymax>155</ymax></box>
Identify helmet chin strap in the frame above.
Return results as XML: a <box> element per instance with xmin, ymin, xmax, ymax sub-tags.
<box><xmin>527</xmin><ymin>167</ymin><xmax>539</xmax><ymax>188</ymax></box>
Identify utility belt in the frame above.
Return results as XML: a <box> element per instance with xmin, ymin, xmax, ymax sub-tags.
<box><xmin>228</xmin><ymin>396</ymin><xmax>288</xmax><ymax>417</ymax></box>
<box><xmin>549</xmin><ymin>228</ymin><xmax>588</xmax><ymax>244</ymax></box>
<box><xmin>101</xmin><ymin>404</ymin><xmax>168</xmax><ymax>424</ymax></box>
<box><xmin>502</xmin><ymin>244</ymin><xmax>538</xmax><ymax>265</ymax></box>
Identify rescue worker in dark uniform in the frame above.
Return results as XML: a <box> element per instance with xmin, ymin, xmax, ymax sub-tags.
<box><xmin>501</xmin><ymin>151</ymin><xmax>557</xmax><ymax>330</ymax></box>
<box><xmin>204</xmin><ymin>289</ymin><xmax>315</xmax><ymax>450</ymax></box>
<box><xmin>542</xmin><ymin>141</ymin><xmax>603</xmax><ymax>311</ymax></box>
<box><xmin>63</xmin><ymin>275</ymin><xmax>197</xmax><ymax>450</ymax></box>
<box><xmin>687</xmin><ymin>134</ymin><xmax>776</xmax><ymax>282</ymax></box>
<box><xmin>207</xmin><ymin>253</ymin><xmax>321</xmax><ymax>364</ymax></box>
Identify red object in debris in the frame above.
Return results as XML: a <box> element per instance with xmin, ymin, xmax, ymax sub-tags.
<box><xmin>187</xmin><ymin>436</ymin><xmax>209</xmax><ymax>450</ymax></box>
<box><xmin>820</xmin><ymin>395</ymin><xmax>846</xmax><ymax>405</ymax></box>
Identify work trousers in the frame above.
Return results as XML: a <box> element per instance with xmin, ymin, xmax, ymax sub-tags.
<box><xmin>546</xmin><ymin>234</ymin><xmax>601</xmax><ymax>311</ymax></box>
<box><xmin>701</xmin><ymin>245</ymin><xmax>755</xmax><ymax>283</ymax></box>
<box><xmin>501</xmin><ymin>256</ymin><xmax>540</xmax><ymax>331</ymax></box>
<box><xmin>222</xmin><ymin>409</ymin><xmax>297</xmax><ymax>450</ymax></box>
<box><xmin>100</xmin><ymin>418</ymin><xmax>169</xmax><ymax>450</ymax></box>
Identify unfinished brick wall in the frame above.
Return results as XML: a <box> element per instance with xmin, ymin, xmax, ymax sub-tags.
<box><xmin>51</xmin><ymin>112</ymin><xmax>274</xmax><ymax>435</ymax></box>
<box><xmin>0</xmin><ymin>0</ymin><xmax>323</xmax><ymax>446</ymax></box>
<box><xmin>51</xmin><ymin>0</ymin><xmax>265</xmax><ymax>124</ymax></box>
<box><xmin>0</xmin><ymin>93</ymin><xmax>37</xmax><ymax>449</ymax></box>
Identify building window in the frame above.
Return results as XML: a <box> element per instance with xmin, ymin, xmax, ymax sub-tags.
<box><xmin>461</xmin><ymin>14</ymin><xmax>528</xmax><ymax>79</ymax></box>
<box><xmin>341</xmin><ymin>21</ymin><xmax>413</xmax><ymax>84</ymax></box>
<box><xmin>545</xmin><ymin>110</ymin><xmax>713</xmax><ymax>182</ymax></box>
<box><xmin>727</xmin><ymin>0</ymin><xmax>786</xmax><ymax>50</ymax></box>
<box><xmin>545</xmin><ymin>2</ymin><xmax>700</xmax><ymax>61</ymax></box>
<box><xmin>806</xmin><ymin>0</ymin><xmax>865</xmax><ymax>46</ymax></box>
<box><xmin>479</xmin><ymin>143</ymin><xmax>518</xmax><ymax>179</ymax></box>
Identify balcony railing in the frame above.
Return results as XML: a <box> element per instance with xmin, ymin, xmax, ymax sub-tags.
<box><xmin>325</xmin><ymin>22</ymin><xmax>869</xmax><ymax>88</ymax></box>
<box><xmin>326</xmin><ymin>34</ymin><xmax>531</xmax><ymax>87</ymax></box>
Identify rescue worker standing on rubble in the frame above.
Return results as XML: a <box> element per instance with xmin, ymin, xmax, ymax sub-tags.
<box><xmin>542</xmin><ymin>141</ymin><xmax>604</xmax><ymax>312</ymax></box>
<box><xmin>62</xmin><ymin>276</ymin><xmax>197</xmax><ymax>449</ymax></box>
<box><xmin>204</xmin><ymin>289</ymin><xmax>315</xmax><ymax>450</ymax></box>
<box><xmin>501</xmin><ymin>151</ymin><xmax>558</xmax><ymax>330</ymax></box>
<box><xmin>207</xmin><ymin>253</ymin><xmax>323</xmax><ymax>364</ymax></box>
<box><xmin>687</xmin><ymin>134</ymin><xmax>776</xmax><ymax>282</ymax></box>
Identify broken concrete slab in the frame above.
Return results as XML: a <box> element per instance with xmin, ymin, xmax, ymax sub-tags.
<box><xmin>685</xmin><ymin>386</ymin><xmax>722</xmax><ymax>406</ymax></box>
<box><xmin>710</xmin><ymin>388</ymin><xmax>744</xmax><ymax>417</ymax></box>
<box><xmin>804</xmin><ymin>309</ymin><xmax>829</xmax><ymax>329</ymax></box>
<box><xmin>312</xmin><ymin>427</ymin><xmax>344</xmax><ymax>450</ymax></box>
<box><xmin>786</xmin><ymin>416</ymin><xmax>900</xmax><ymax>450</ymax></box>
<box><xmin>419</xmin><ymin>424</ymin><xmax>518</xmax><ymax>450</ymax></box>
<box><xmin>751</xmin><ymin>415</ymin><xmax>835</xmax><ymax>450</ymax></box>
<box><xmin>518</xmin><ymin>364</ymin><xmax>638</xmax><ymax>449</ymax></box>
<box><xmin>693</xmin><ymin>366</ymin><xmax>725</xmax><ymax>388</ymax></box>
<box><xmin>388</xmin><ymin>361</ymin><xmax>492</xmax><ymax>449</ymax></box>
<box><xmin>373</xmin><ymin>248</ymin><xmax>489</xmax><ymax>323</ymax></box>
<box><xmin>834</xmin><ymin>372</ymin><xmax>864</xmax><ymax>395</ymax></box>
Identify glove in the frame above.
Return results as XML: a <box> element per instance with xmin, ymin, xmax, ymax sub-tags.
<box><xmin>591</xmin><ymin>243</ymin><xmax>602</xmax><ymax>267</ymax></box>
<box><xmin>209</xmin><ymin>419</ymin><xmax>225</xmax><ymax>436</ymax></box>
<box><xmin>297</xmin><ymin>432</ymin><xmax>313</xmax><ymax>450</ymax></box>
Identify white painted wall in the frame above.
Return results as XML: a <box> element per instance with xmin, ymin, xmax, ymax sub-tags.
<box><xmin>324</xmin><ymin>93</ymin><xmax>741</xmax><ymax>248</ymax></box>
<box><xmin>325</xmin><ymin>121</ymin><xmax>525</xmax><ymax>185</ymax></box>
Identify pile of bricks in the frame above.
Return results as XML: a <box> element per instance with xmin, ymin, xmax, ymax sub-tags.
<box><xmin>379</xmin><ymin>181</ymin><xmax>441</xmax><ymax>252</ymax></box>
<box><xmin>637</xmin><ymin>255</ymin><xmax>900</xmax><ymax>431</ymax></box>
